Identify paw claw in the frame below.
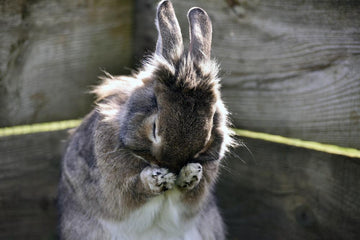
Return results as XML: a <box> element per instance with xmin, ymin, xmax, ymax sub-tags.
<box><xmin>176</xmin><ymin>163</ymin><xmax>203</xmax><ymax>190</ymax></box>
<box><xmin>141</xmin><ymin>167</ymin><xmax>176</xmax><ymax>193</ymax></box>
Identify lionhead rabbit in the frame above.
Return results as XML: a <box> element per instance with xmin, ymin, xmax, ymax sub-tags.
<box><xmin>58</xmin><ymin>1</ymin><xmax>233</xmax><ymax>239</ymax></box>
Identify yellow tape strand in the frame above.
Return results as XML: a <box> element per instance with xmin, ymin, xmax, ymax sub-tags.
<box><xmin>0</xmin><ymin>120</ymin><xmax>359</xmax><ymax>158</ymax></box>
<box><xmin>233</xmin><ymin>128</ymin><xmax>360</xmax><ymax>159</ymax></box>
<box><xmin>0</xmin><ymin>120</ymin><xmax>82</xmax><ymax>137</ymax></box>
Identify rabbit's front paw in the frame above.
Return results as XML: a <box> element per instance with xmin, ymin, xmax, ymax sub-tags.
<box><xmin>176</xmin><ymin>163</ymin><xmax>203</xmax><ymax>190</ymax></box>
<box><xmin>141</xmin><ymin>167</ymin><xmax>176</xmax><ymax>193</ymax></box>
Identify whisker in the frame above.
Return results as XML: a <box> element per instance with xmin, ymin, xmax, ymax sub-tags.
<box><xmin>219</xmin><ymin>158</ymin><xmax>240</xmax><ymax>178</ymax></box>
<box><xmin>241</xmin><ymin>142</ymin><xmax>256</xmax><ymax>164</ymax></box>
<box><xmin>228</xmin><ymin>150</ymin><xmax>247</xmax><ymax>164</ymax></box>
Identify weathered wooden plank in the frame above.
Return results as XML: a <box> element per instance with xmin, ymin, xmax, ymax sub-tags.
<box><xmin>1</xmin><ymin>130</ymin><xmax>359</xmax><ymax>240</ymax></box>
<box><xmin>0</xmin><ymin>0</ymin><xmax>133</xmax><ymax>127</ymax></box>
<box><xmin>0</xmin><ymin>130</ymin><xmax>68</xmax><ymax>240</ymax></box>
<box><xmin>134</xmin><ymin>0</ymin><xmax>360</xmax><ymax>148</ymax></box>
<box><xmin>217</xmin><ymin>137</ymin><xmax>360</xmax><ymax>240</ymax></box>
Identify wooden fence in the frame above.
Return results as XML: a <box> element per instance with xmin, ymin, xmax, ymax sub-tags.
<box><xmin>0</xmin><ymin>0</ymin><xmax>359</xmax><ymax>239</ymax></box>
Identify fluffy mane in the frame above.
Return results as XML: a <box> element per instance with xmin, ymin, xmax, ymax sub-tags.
<box><xmin>142</xmin><ymin>53</ymin><xmax>220</xmax><ymax>95</ymax></box>
<box><xmin>91</xmin><ymin>72</ymin><xmax>143</xmax><ymax>102</ymax></box>
<box><xmin>92</xmin><ymin>50</ymin><xmax>221</xmax><ymax>102</ymax></box>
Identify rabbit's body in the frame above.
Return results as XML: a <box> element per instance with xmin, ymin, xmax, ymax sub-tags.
<box><xmin>99</xmin><ymin>189</ymin><xmax>212</xmax><ymax>240</ymax></box>
<box><xmin>58</xmin><ymin>1</ymin><xmax>232</xmax><ymax>239</ymax></box>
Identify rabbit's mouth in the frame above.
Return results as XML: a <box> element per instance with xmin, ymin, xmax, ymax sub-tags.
<box><xmin>130</xmin><ymin>149</ymin><xmax>159</xmax><ymax>165</ymax></box>
<box><xmin>130</xmin><ymin>149</ymin><xmax>187</xmax><ymax>173</ymax></box>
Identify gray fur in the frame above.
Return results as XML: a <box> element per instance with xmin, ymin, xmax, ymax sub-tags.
<box><xmin>155</xmin><ymin>0</ymin><xmax>183</xmax><ymax>61</ymax></box>
<box><xmin>58</xmin><ymin>1</ymin><xmax>233</xmax><ymax>239</ymax></box>
<box><xmin>188</xmin><ymin>7</ymin><xmax>212</xmax><ymax>61</ymax></box>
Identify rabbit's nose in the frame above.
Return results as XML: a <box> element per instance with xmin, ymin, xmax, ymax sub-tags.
<box><xmin>156</xmin><ymin>149</ymin><xmax>192</xmax><ymax>172</ymax></box>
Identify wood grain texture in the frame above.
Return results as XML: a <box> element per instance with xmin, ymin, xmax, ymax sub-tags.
<box><xmin>134</xmin><ymin>0</ymin><xmax>360</xmax><ymax>148</ymax></box>
<box><xmin>0</xmin><ymin>130</ymin><xmax>68</xmax><ymax>240</ymax></box>
<box><xmin>217</xmin><ymin>137</ymin><xmax>360</xmax><ymax>240</ymax></box>
<box><xmin>0</xmin><ymin>0</ymin><xmax>133</xmax><ymax>127</ymax></box>
<box><xmin>1</xmin><ymin>131</ymin><xmax>359</xmax><ymax>239</ymax></box>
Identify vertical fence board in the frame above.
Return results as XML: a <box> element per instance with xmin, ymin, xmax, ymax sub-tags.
<box><xmin>0</xmin><ymin>0</ymin><xmax>133</xmax><ymax>127</ymax></box>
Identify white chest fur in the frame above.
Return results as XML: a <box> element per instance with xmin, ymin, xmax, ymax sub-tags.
<box><xmin>100</xmin><ymin>189</ymin><xmax>202</xmax><ymax>240</ymax></box>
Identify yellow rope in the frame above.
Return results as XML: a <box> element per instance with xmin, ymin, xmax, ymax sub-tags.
<box><xmin>0</xmin><ymin>119</ymin><xmax>82</xmax><ymax>137</ymax></box>
<box><xmin>233</xmin><ymin>128</ymin><xmax>360</xmax><ymax>159</ymax></box>
<box><xmin>0</xmin><ymin>120</ymin><xmax>359</xmax><ymax>158</ymax></box>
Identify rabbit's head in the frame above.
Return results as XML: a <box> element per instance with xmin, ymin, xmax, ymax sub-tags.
<box><xmin>117</xmin><ymin>0</ymin><xmax>229</xmax><ymax>172</ymax></box>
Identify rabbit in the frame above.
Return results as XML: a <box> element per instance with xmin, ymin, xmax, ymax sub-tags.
<box><xmin>58</xmin><ymin>1</ymin><xmax>233</xmax><ymax>239</ymax></box>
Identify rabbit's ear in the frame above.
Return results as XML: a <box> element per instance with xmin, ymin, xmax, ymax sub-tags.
<box><xmin>187</xmin><ymin>7</ymin><xmax>212</xmax><ymax>61</ymax></box>
<box><xmin>155</xmin><ymin>0</ymin><xmax>183</xmax><ymax>61</ymax></box>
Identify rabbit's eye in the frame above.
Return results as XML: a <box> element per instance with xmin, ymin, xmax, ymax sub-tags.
<box><xmin>148</xmin><ymin>115</ymin><xmax>161</xmax><ymax>144</ymax></box>
<box><xmin>152</xmin><ymin>121</ymin><xmax>157</xmax><ymax>140</ymax></box>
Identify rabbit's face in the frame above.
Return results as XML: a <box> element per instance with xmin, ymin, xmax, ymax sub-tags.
<box><xmin>151</xmin><ymin>59</ymin><xmax>218</xmax><ymax>171</ymax></box>
<box><xmin>120</xmin><ymin>0</ymin><xmax>221</xmax><ymax>172</ymax></box>
<box><xmin>120</xmin><ymin>59</ymin><xmax>219</xmax><ymax>172</ymax></box>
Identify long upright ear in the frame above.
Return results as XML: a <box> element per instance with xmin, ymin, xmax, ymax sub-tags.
<box><xmin>155</xmin><ymin>0</ymin><xmax>183</xmax><ymax>61</ymax></box>
<box><xmin>188</xmin><ymin>7</ymin><xmax>212</xmax><ymax>61</ymax></box>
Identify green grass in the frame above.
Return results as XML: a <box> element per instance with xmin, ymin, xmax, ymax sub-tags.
<box><xmin>0</xmin><ymin>120</ymin><xmax>359</xmax><ymax>158</ymax></box>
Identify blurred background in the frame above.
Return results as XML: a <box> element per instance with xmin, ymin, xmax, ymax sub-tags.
<box><xmin>0</xmin><ymin>0</ymin><xmax>359</xmax><ymax>239</ymax></box>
